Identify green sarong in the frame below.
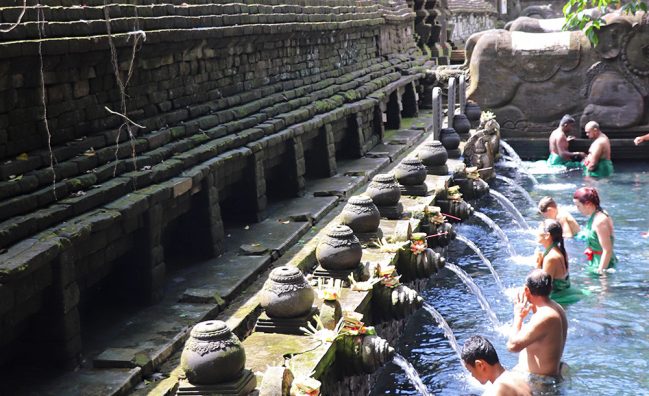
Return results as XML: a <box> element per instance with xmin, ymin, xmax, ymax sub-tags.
<box><xmin>550</xmin><ymin>276</ymin><xmax>588</xmax><ymax>305</ymax></box>
<box><xmin>583</xmin><ymin>159</ymin><xmax>614</xmax><ymax>177</ymax></box>
<box><xmin>581</xmin><ymin>211</ymin><xmax>618</xmax><ymax>274</ymax></box>
<box><xmin>547</xmin><ymin>153</ymin><xmax>582</xmax><ymax>168</ymax></box>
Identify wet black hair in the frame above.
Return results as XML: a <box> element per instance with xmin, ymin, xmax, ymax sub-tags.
<box><xmin>461</xmin><ymin>335</ymin><xmax>500</xmax><ymax>366</ymax></box>
<box><xmin>542</xmin><ymin>219</ymin><xmax>569</xmax><ymax>270</ymax></box>
<box><xmin>525</xmin><ymin>269</ymin><xmax>553</xmax><ymax>296</ymax></box>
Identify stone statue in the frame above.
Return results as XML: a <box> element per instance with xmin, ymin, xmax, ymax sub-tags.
<box><xmin>466</xmin><ymin>13</ymin><xmax>649</xmax><ymax>135</ymax></box>
<box><xmin>504</xmin><ymin>8</ymin><xmax>607</xmax><ymax>33</ymax></box>
<box><xmin>463</xmin><ymin>130</ymin><xmax>495</xmax><ymax>180</ymax></box>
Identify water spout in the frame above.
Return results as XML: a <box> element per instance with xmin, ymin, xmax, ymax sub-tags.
<box><xmin>422</xmin><ymin>303</ymin><xmax>462</xmax><ymax>361</ymax></box>
<box><xmin>489</xmin><ymin>190</ymin><xmax>531</xmax><ymax>230</ymax></box>
<box><xmin>473</xmin><ymin>211</ymin><xmax>516</xmax><ymax>256</ymax></box>
<box><xmin>445</xmin><ymin>263</ymin><xmax>500</xmax><ymax>327</ymax></box>
<box><xmin>456</xmin><ymin>234</ymin><xmax>504</xmax><ymax>292</ymax></box>
<box><xmin>393</xmin><ymin>354</ymin><xmax>432</xmax><ymax>396</ymax></box>
<box><xmin>495</xmin><ymin>175</ymin><xmax>536</xmax><ymax>208</ymax></box>
<box><xmin>499</xmin><ymin>141</ymin><xmax>539</xmax><ymax>185</ymax></box>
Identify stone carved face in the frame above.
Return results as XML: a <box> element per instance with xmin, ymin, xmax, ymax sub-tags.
<box><xmin>595</xmin><ymin>16</ymin><xmax>632</xmax><ymax>59</ymax></box>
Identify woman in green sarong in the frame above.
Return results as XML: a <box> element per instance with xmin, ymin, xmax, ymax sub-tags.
<box><xmin>573</xmin><ymin>187</ymin><xmax>618</xmax><ymax>275</ymax></box>
<box><xmin>535</xmin><ymin>219</ymin><xmax>582</xmax><ymax>304</ymax></box>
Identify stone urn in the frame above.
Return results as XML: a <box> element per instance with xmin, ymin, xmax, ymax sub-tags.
<box><xmin>465</xmin><ymin>101</ymin><xmax>481</xmax><ymax>124</ymax></box>
<box><xmin>453</xmin><ymin>113</ymin><xmax>471</xmax><ymax>136</ymax></box>
<box><xmin>180</xmin><ymin>321</ymin><xmax>246</xmax><ymax>385</ymax></box>
<box><xmin>341</xmin><ymin>195</ymin><xmax>381</xmax><ymax>233</ymax></box>
<box><xmin>418</xmin><ymin>140</ymin><xmax>448</xmax><ymax>167</ymax></box>
<box><xmin>260</xmin><ymin>266</ymin><xmax>314</xmax><ymax>318</ymax></box>
<box><xmin>439</xmin><ymin>127</ymin><xmax>460</xmax><ymax>151</ymax></box>
<box><xmin>394</xmin><ymin>157</ymin><xmax>427</xmax><ymax>186</ymax></box>
<box><xmin>366</xmin><ymin>174</ymin><xmax>401</xmax><ymax>207</ymax></box>
<box><xmin>315</xmin><ymin>225</ymin><xmax>362</xmax><ymax>271</ymax></box>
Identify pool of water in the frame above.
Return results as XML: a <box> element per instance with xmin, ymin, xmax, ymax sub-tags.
<box><xmin>371</xmin><ymin>162</ymin><xmax>649</xmax><ymax>395</ymax></box>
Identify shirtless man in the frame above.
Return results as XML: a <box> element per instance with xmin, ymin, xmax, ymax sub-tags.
<box><xmin>583</xmin><ymin>121</ymin><xmax>614</xmax><ymax>177</ymax></box>
<box><xmin>546</xmin><ymin>115</ymin><xmax>584</xmax><ymax>168</ymax></box>
<box><xmin>538</xmin><ymin>196</ymin><xmax>580</xmax><ymax>238</ymax></box>
<box><xmin>507</xmin><ymin>269</ymin><xmax>568</xmax><ymax>379</ymax></box>
<box><xmin>462</xmin><ymin>335</ymin><xmax>531</xmax><ymax>396</ymax></box>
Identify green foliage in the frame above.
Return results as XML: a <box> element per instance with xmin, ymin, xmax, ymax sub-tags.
<box><xmin>562</xmin><ymin>0</ymin><xmax>648</xmax><ymax>45</ymax></box>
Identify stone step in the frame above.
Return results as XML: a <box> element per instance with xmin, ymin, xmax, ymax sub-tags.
<box><xmin>0</xmin><ymin>59</ymin><xmax>422</xmax><ymax>250</ymax></box>
<box><xmin>1</xmin><ymin>12</ymin><xmax>385</xmax><ymax>41</ymax></box>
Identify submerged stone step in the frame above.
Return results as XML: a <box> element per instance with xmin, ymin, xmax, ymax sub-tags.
<box><xmin>222</xmin><ymin>219</ymin><xmax>311</xmax><ymax>257</ymax></box>
<box><xmin>21</xmin><ymin>367</ymin><xmax>142</xmax><ymax>396</ymax></box>
<box><xmin>366</xmin><ymin>143</ymin><xmax>407</xmax><ymax>161</ymax></box>
<box><xmin>304</xmin><ymin>175</ymin><xmax>366</xmax><ymax>198</ymax></box>
<box><xmin>384</xmin><ymin>129</ymin><xmax>425</xmax><ymax>146</ymax></box>
<box><xmin>179</xmin><ymin>253</ymin><xmax>272</xmax><ymax>303</ymax></box>
<box><xmin>267</xmin><ymin>195</ymin><xmax>339</xmax><ymax>224</ymax></box>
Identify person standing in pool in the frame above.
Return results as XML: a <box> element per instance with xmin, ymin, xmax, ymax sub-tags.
<box><xmin>573</xmin><ymin>187</ymin><xmax>617</xmax><ymax>274</ymax></box>
<box><xmin>507</xmin><ymin>270</ymin><xmax>568</xmax><ymax>381</ymax></box>
<box><xmin>462</xmin><ymin>335</ymin><xmax>531</xmax><ymax>396</ymax></box>
<box><xmin>547</xmin><ymin>115</ymin><xmax>585</xmax><ymax>168</ymax></box>
<box><xmin>535</xmin><ymin>219</ymin><xmax>583</xmax><ymax>304</ymax></box>
<box><xmin>538</xmin><ymin>196</ymin><xmax>580</xmax><ymax>238</ymax></box>
<box><xmin>582</xmin><ymin>121</ymin><xmax>614</xmax><ymax>177</ymax></box>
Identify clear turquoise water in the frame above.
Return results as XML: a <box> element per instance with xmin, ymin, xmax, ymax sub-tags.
<box><xmin>372</xmin><ymin>162</ymin><xmax>649</xmax><ymax>395</ymax></box>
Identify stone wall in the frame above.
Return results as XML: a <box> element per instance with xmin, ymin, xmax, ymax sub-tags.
<box><xmin>451</xmin><ymin>12</ymin><xmax>498</xmax><ymax>45</ymax></box>
<box><xmin>0</xmin><ymin>0</ymin><xmax>425</xmax><ymax>366</ymax></box>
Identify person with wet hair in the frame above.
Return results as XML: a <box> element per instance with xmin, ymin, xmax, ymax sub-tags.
<box><xmin>573</xmin><ymin>187</ymin><xmax>617</xmax><ymax>274</ymax></box>
<box><xmin>462</xmin><ymin>335</ymin><xmax>531</xmax><ymax>396</ymax></box>
<box><xmin>582</xmin><ymin>121</ymin><xmax>614</xmax><ymax>177</ymax></box>
<box><xmin>535</xmin><ymin>219</ymin><xmax>583</xmax><ymax>304</ymax></box>
<box><xmin>538</xmin><ymin>196</ymin><xmax>580</xmax><ymax>237</ymax></box>
<box><xmin>546</xmin><ymin>115</ymin><xmax>585</xmax><ymax>168</ymax></box>
<box><xmin>507</xmin><ymin>270</ymin><xmax>568</xmax><ymax>384</ymax></box>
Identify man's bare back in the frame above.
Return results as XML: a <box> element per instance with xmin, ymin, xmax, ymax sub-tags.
<box><xmin>508</xmin><ymin>270</ymin><xmax>568</xmax><ymax>378</ymax></box>
<box><xmin>486</xmin><ymin>371</ymin><xmax>532</xmax><ymax>396</ymax></box>
<box><xmin>516</xmin><ymin>302</ymin><xmax>567</xmax><ymax>377</ymax></box>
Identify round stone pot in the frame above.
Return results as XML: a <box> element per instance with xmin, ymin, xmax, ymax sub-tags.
<box><xmin>341</xmin><ymin>195</ymin><xmax>381</xmax><ymax>233</ymax></box>
<box><xmin>418</xmin><ymin>140</ymin><xmax>448</xmax><ymax>167</ymax></box>
<box><xmin>394</xmin><ymin>157</ymin><xmax>427</xmax><ymax>186</ymax></box>
<box><xmin>453</xmin><ymin>114</ymin><xmax>471</xmax><ymax>135</ymax></box>
<box><xmin>464</xmin><ymin>102</ymin><xmax>481</xmax><ymax>122</ymax></box>
<box><xmin>315</xmin><ymin>225</ymin><xmax>363</xmax><ymax>271</ymax></box>
<box><xmin>366</xmin><ymin>174</ymin><xmax>401</xmax><ymax>207</ymax></box>
<box><xmin>180</xmin><ymin>321</ymin><xmax>245</xmax><ymax>385</ymax></box>
<box><xmin>439</xmin><ymin>127</ymin><xmax>461</xmax><ymax>151</ymax></box>
<box><xmin>260</xmin><ymin>266</ymin><xmax>314</xmax><ymax>318</ymax></box>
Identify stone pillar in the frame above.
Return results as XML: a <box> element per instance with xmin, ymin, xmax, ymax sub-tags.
<box><xmin>138</xmin><ymin>204</ymin><xmax>166</xmax><ymax>304</ymax></box>
<box><xmin>33</xmin><ymin>248</ymin><xmax>82</xmax><ymax>368</ymax></box>
<box><xmin>374</xmin><ymin>103</ymin><xmax>385</xmax><ymax>142</ymax></box>
<box><xmin>401</xmin><ymin>82</ymin><xmax>418</xmax><ymax>118</ymax></box>
<box><xmin>447</xmin><ymin>77</ymin><xmax>456</xmax><ymax>119</ymax></box>
<box><xmin>203</xmin><ymin>173</ymin><xmax>225</xmax><ymax>256</ymax></box>
<box><xmin>386</xmin><ymin>91</ymin><xmax>402</xmax><ymax>130</ymax></box>
<box><xmin>290</xmin><ymin>136</ymin><xmax>306</xmax><ymax>196</ymax></box>
<box><xmin>458</xmin><ymin>75</ymin><xmax>466</xmax><ymax>114</ymax></box>
<box><xmin>432</xmin><ymin>87</ymin><xmax>443</xmax><ymax>139</ymax></box>
<box><xmin>250</xmin><ymin>148</ymin><xmax>268</xmax><ymax>222</ymax></box>
<box><xmin>352</xmin><ymin>112</ymin><xmax>365</xmax><ymax>158</ymax></box>
<box><xmin>323</xmin><ymin>124</ymin><xmax>337</xmax><ymax>176</ymax></box>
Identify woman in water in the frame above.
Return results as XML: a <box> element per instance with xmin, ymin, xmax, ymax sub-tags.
<box><xmin>535</xmin><ymin>219</ymin><xmax>578</xmax><ymax>303</ymax></box>
<box><xmin>573</xmin><ymin>187</ymin><xmax>617</xmax><ymax>274</ymax></box>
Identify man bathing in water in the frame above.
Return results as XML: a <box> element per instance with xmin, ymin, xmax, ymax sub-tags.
<box><xmin>507</xmin><ymin>270</ymin><xmax>568</xmax><ymax>381</ymax></box>
<box><xmin>583</xmin><ymin>121</ymin><xmax>614</xmax><ymax>177</ymax></box>
<box><xmin>462</xmin><ymin>335</ymin><xmax>531</xmax><ymax>396</ymax></box>
<box><xmin>538</xmin><ymin>196</ymin><xmax>580</xmax><ymax>238</ymax></box>
<box><xmin>547</xmin><ymin>115</ymin><xmax>584</xmax><ymax>168</ymax></box>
